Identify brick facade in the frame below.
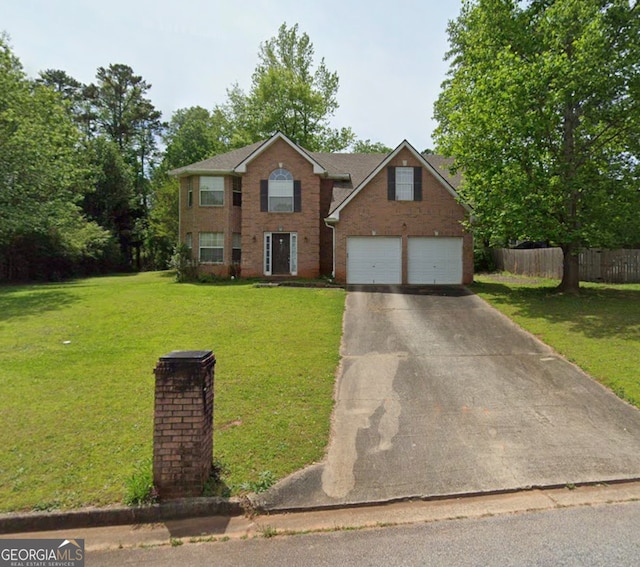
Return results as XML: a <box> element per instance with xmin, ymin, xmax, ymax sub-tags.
<box><xmin>239</xmin><ymin>138</ymin><xmax>322</xmax><ymax>279</ymax></box>
<box><xmin>153</xmin><ymin>351</ymin><xmax>215</xmax><ymax>499</ymax></box>
<box><xmin>180</xmin><ymin>176</ymin><xmax>242</xmax><ymax>277</ymax></box>
<box><xmin>319</xmin><ymin>178</ymin><xmax>335</xmax><ymax>276</ymax></box>
<box><xmin>333</xmin><ymin>147</ymin><xmax>473</xmax><ymax>284</ymax></box>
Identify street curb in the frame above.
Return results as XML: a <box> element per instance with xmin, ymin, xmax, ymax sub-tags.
<box><xmin>0</xmin><ymin>497</ymin><xmax>244</xmax><ymax>535</ymax></box>
<box><xmin>249</xmin><ymin>477</ymin><xmax>640</xmax><ymax>515</ymax></box>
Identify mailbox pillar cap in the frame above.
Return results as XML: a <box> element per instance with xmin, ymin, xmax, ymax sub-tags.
<box><xmin>160</xmin><ymin>350</ymin><xmax>214</xmax><ymax>362</ymax></box>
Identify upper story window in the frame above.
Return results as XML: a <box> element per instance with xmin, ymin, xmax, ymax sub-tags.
<box><xmin>395</xmin><ymin>167</ymin><xmax>414</xmax><ymax>201</ymax></box>
<box><xmin>187</xmin><ymin>178</ymin><xmax>193</xmax><ymax>207</ymax></box>
<box><xmin>200</xmin><ymin>176</ymin><xmax>224</xmax><ymax>206</ymax></box>
<box><xmin>260</xmin><ymin>169</ymin><xmax>301</xmax><ymax>212</ymax></box>
<box><xmin>387</xmin><ymin>166</ymin><xmax>422</xmax><ymax>202</ymax></box>
<box><xmin>232</xmin><ymin>177</ymin><xmax>242</xmax><ymax>207</ymax></box>
<box><xmin>268</xmin><ymin>168</ymin><xmax>294</xmax><ymax>212</ymax></box>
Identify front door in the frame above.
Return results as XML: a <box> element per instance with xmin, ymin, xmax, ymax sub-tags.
<box><xmin>272</xmin><ymin>233</ymin><xmax>291</xmax><ymax>274</ymax></box>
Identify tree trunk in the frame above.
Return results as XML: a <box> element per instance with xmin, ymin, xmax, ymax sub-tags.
<box><xmin>558</xmin><ymin>243</ymin><xmax>580</xmax><ymax>293</ymax></box>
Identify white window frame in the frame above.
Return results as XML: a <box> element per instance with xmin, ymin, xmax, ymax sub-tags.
<box><xmin>395</xmin><ymin>167</ymin><xmax>414</xmax><ymax>201</ymax></box>
<box><xmin>199</xmin><ymin>232</ymin><xmax>224</xmax><ymax>264</ymax></box>
<box><xmin>187</xmin><ymin>178</ymin><xmax>193</xmax><ymax>207</ymax></box>
<box><xmin>199</xmin><ymin>176</ymin><xmax>224</xmax><ymax>206</ymax></box>
<box><xmin>263</xmin><ymin>232</ymin><xmax>297</xmax><ymax>276</ymax></box>
<box><xmin>264</xmin><ymin>233</ymin><xmax>271</xmax><ymax>274</ymax></box>
<box><xmin>290</xmin><ymin>233</ymin><xmax>298</xmax><ymax>274</ymax></box>
<box><xmin>185</xmin><ymin>232</ymin><xmax>192</xmax><ymax>250</ymax></box>
<box><xmin>268</xmin><ymin>169</ymin><xmax>294</xmax><ymax>212</ymax></box>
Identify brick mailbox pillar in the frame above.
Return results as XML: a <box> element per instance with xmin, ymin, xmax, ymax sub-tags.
<box><xmin>153</xmin><ymin>350</ymin><xmax>215</xmax><ymax>499</ymax></box>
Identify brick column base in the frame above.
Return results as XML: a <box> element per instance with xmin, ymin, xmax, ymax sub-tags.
<box><xmin>153</xmin><ymin>350</ymin><xmax>215</xmax><ymax>499</ymax></box>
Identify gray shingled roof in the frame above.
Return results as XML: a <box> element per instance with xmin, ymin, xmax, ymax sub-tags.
<box><xmin>169</xmin><ymin>140</ymin><xmax>266</xmax><ymax>176</ymax></box>
<box><xmin>168</xmin><ymin>140</ymin><xmax>461</xmax><ymax>212</ymax></box>
<box><xmin>328</xmin><ymin>181</ymin><xmax>356</xmax><ymax>212</ymax></box>
<box><xmin>310</xmin><ymin>152</ymin><xmax>387</xmax><ymax>187</ymax></box>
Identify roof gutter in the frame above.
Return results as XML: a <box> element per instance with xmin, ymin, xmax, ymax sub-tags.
<box><xmin>169</xmin><ymin>168</ymin><xmax>236</xmax><ymax>178</ymax></box>
<box><xmin>324</xmin><ymin>173</ymin><xmax>351</xmax><ymax>181</ymax></box>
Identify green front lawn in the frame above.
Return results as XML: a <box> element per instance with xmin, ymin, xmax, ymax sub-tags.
<box><xmin>0</xmin><ymin>272</ymin><xmax>345</xmax><ymax>512</ymax></box>
<box><xmin>473</xmin><ymin>274</ymin><xmax>640</xmax><ymax>408</ymax></box>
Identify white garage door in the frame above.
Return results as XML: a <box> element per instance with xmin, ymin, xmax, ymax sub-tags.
<box><xmin>347</xmin><ymin>237</ymin><xmax>402</xmax><ymax>284</ymax></box>
<box><xmin>408</xmin><ymin>237</ymin><xmax>463</xmax><ymax>284</ymax></box>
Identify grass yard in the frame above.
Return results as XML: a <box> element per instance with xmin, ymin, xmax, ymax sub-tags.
<box><xmin>0</xmin><ymin>272</ymin><xmax>345</xmax><ymax>512</ymax></box>
<box><xmin>473</xmin><ymin>274</ymin><xmax>640</xmax><ymax>408</ymax></box>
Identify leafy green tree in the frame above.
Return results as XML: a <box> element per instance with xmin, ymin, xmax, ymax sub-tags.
<box><xmin>0</xmin><ymin>35</ymin><xmax>108</xmax><ymax>280</ymax></box>
<box><xmin>83</xmin><ymin>64</ymin><xmax>164</xmax><ymax>268</ymax></box>
<box><xmin>351</xmin><ymin>139</ymin><xmax>392</xmax><ymax>154</ymax></box>
<box><xmin>89</xmin><ymin>64</ymin><xmax>161</xmax><ymax>150</ymax></box>
<box><xmin>434</xmin><ymin>0</ymin><xmax>640</xmax><ymax>292</ymax></box>
<box><xmin>161</xmin><ymin>106</ymin><xmax>232</xmax><ymax>171</ymax></box>
<box><xmin>144</xmin><ymin>176</ymin><xmax>179</xmax><ymax>269</ymax></box>
<box><xmin>142</xmin><ymin>105</ymin><xmax>234</xmax><ymax>269</ymax></box>
<box><xmin>87</xmin><ymin>64</ymin><xmax>163</xmax><ymax>212</ymax></box>
<box><xmin>37</xmin><ymin>69</ymin><xmax>103</xmax><ymax>141</ymax></box>
<box><xmin>36</xmin><ymin>68</ymin><xmax>83</xmax><ymax>102</ymax></box>
<box><xmin>226</xmin><ymin>23</ymin><xmax>354</xmax><ymax>152</ymax></box>
<box><xmin>82</xmin><ymin>137</ymin><xmax>136</xmax><ymax>269</ymax></box>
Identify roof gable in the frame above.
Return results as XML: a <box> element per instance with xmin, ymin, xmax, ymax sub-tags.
<box><xmin>234</xmin><ymin>132</ymin><xmax>327</xmax><ymax>175</ymax></box>
<box><xmin>327</xmin><ymin>140</ymin><xmax>470</xmax><ymax>220</ymax></box>
<box><xmin>169</xmin><ymin>140</ymin><xmax>266</xmax><ymax>177</ymax></box>
<box><xmin>169</xmin><ymin>132</ymin><xmax>328</xmax><ymax>177</ymax></box>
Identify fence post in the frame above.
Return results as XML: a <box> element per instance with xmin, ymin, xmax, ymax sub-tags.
<box><xmin>152</xmin><ymin>350</ymin><xmax>215</xmax><ymax>499</ymax></box>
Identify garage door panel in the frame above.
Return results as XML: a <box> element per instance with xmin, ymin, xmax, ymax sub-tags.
<box><xmin>347</xmin><ymin>237</ymin><xmax>401</xmax><ymax>284</ymax></box>
<box><xmin>408</xmin><ymin>237</ymin><xmax>462</xmax><ymax>284</ymax></box>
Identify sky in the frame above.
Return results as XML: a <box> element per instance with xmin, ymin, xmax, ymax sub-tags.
<box><xmin>2</xmin><ymin>0</ymin><xmax>463</xmax><ymax>152</ymax></box>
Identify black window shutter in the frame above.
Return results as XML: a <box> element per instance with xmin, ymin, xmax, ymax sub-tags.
<box><xmin>260</xmin><ymin>180</ymin><xmax>268</xmax><ymax>211</ymax></box>
<box><xmin>387</xmin><ymin>167</ymin><xmax>396</xmax><ymax>200</ymax></box>
<box><xmin>413</xmin><ymin>167</ymin><xmax>422</xmax><ymax>201</ymax></box>
<box><xmin>293</xmin><ymin>180</ymin><xmax>301</xmax><ymax>212</ymax></box>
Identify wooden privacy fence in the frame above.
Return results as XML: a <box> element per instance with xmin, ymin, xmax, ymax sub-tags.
<box><xmin>491</xmin><ymin>248</ymin><xmax>640</xmax><ymax>283</ymax></box>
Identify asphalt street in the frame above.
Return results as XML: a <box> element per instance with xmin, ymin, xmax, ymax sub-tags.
<box><xmin>87</xmin><ymin>500</ymin><xmax>640</xmax><ymax>567</ymax></box>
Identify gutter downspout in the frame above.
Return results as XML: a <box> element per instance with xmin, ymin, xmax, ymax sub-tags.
<box><xmin>324</xmin><ymin>217</ymin><xmax>337</xmax><ymax>280</ymax></box>
<box><xmin>177</xmin><ymin>177</ymin><xmax>182</xmax><ymax>250</ymax></box>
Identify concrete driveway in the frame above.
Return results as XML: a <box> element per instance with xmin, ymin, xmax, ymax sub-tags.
<box><xmin>256</xmin><ymin>287</ymin><xmax>640</xmax><ymax>511</ymax></box>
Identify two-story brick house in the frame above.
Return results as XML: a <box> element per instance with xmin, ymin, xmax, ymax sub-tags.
<box><xmin>171</xmin><ymin>132</ymin><xmax>473</xmax><ymax>285</ymax></box>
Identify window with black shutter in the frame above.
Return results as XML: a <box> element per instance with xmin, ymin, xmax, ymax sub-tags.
<box><xmin>387</xmin><ymin>167</ymin><xmax>396</xmax><ymax>201</ymax></box>
<box><xmin>293</xmin><ymin>180</ymin><xmax>301</xmax><ymax>212</ymax></box>
<box><xmin>261</xmin><ymin>169</ymin><xmax>301</xmax><ymax>212</ymax></box>
<box><xmin>413</xmin><ymin>166</ymin><xmax>422</xmax><ymax>201</ymax></box>
<box><xmin>260</xmin><ymin>180</ymin><xmax>268</xmax><ymax>211</ymax></box>
<box><xmin>387</xmin><ymin>166</ymin><xmax>423</xmax><ymax>201</ymax></box>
